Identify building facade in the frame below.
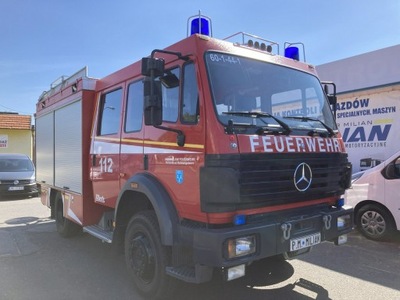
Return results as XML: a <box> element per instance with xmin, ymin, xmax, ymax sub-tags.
<box><xmin>317</xmin><ymin>45</ymin><xmax>400</xmax><ymax>172</ymax></box>
<box><xmin>0</xmin><ymin>113</ymin><xmax>33</xmax><ymax>158</ymax></box>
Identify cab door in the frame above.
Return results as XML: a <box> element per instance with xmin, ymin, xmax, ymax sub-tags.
<box><xmin>143</xmin><ymin>63</ymin><xmax>206</xmax><ymax>220</ymax></box>
<box><xmin>119</xmin><ymin>80</ymin><xmax>145</xmax><ymax>188</ymax></box>
<box><xmin>90</xmin><ymin>87</ymin><xmax>124</xmax><ymax>208</ymax></box>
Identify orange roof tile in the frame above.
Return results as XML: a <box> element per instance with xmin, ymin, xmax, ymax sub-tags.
<box><xmin>0</xmin><ymin>113</ymin><xmax>31</xmax><ymax>130</ymax></box>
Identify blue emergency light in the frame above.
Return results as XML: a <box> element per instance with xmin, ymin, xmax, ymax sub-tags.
<box><xmin>188</xmin><ymin>12</ymin><xmax>212</xmax><ymax>37</ymax></box>
<box><xmin>336</xmin><ymin>197</ymin><xmax>345</xmax><ymax>208</ymax></box>
<box><xmin>191</xmin><ymin>17</ymin><xmax>210</xmax><ymax>35</ymax></box>
<box><xmin>284</xmin><ymin>46</ymin><xmax>300</xmax><ymax>61</ymax></box>
<box><xmin>233</xmin><ymin>214</ymin><xmax>246</xmax><ymax>226</ymax></box>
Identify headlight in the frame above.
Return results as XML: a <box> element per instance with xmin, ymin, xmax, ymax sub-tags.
<box><xmin>226</xmin><ymin>235</ymin><xmax>256</xmax><ymax>259</ymax></box>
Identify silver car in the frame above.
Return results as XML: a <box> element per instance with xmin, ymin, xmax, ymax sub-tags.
<box><xmin>0</xmin><ymin>153</ymin><xmax>38</xmax><ymax>198</ymax></box>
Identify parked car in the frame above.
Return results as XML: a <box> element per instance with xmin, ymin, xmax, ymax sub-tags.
<box><xmin>0</xmin><ymin>153</ymin><xmax>38</xmax><ymax>198</ymax></box>
<box><xmin>345</xmin><ymin>151</ymin><xmax>400</xmax><ymax>241</ymax></box>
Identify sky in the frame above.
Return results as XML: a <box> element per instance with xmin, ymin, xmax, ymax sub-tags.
<box><xmin>1</xmin><ymin>0</ymin><xmax>399</xmax><ymax>118</ymax></box>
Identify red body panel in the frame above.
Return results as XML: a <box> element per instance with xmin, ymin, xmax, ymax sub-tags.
<box><xmin>36</xmin><ymin>34</ymin><xmax>347</xmax><ymax>226</ymax></box>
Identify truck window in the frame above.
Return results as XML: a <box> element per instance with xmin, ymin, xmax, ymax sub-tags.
<box><xmin>206</xmin><ymin>52</ymin><xmax>336</xmax><ymax>132</ymax></box>
<box><xmin>125</xmin><ymin>81</ymin><xmax>143</xmax><ymax>132</ymax></box>
<box><xmin>162</xmin><ymin>67</ymin><xmax>180</xmax><ymax>122</ymax></box>
<box><xmin>271</xmin><ymin>87</ymin><xmax>321</xmax><ymax>118</ymax></box>
<box><xmin>98</xmin><ymin>89</ymin><xmax>122</xmax><ymax>135</ymax></box>
<box><xmin>181</xmin><ymin>63</ymin><xmax>199</xmax><ymax>124</ymax></box>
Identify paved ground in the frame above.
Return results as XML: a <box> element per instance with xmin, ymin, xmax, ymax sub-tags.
<box><xmin>1</xmin><ymin>196</ymin><xmax>399</xmax><ymax>299</ymax></box>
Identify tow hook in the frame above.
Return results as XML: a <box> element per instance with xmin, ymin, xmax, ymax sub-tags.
<box><xmin>323</xmin><ymin>214</ymin><xmax>332</xmax><ymax>230</ymax></box>
<box><xmin>281</xmin><ymin>222</ymin><xmax>292</xmax><ymax>240</ymax></box>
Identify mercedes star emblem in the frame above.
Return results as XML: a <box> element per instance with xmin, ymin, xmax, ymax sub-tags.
<box><xmin>294</xmin><ymin>162</ymin><xmax>312</xmax><ymax>192</ymax></box>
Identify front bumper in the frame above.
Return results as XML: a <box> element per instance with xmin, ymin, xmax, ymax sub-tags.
<box><xmin>0</xmin><ymin>183</ymin><xmax>38</xmax><ymax>198</ymax></box>
<box><xmin>180</xmin><ymin>205</ymin><xmax>353</xmax><ymax>268</ymax></box>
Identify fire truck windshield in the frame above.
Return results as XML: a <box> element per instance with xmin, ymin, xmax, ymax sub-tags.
<box><xmin>205</xmin><ymin>52</ymin><xmax>337</xmax><ymax>134</ymax></box>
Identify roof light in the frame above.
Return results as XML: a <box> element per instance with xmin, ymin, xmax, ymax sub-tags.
<box><xmin>246</xmin><ymin>39</ymin><xmax>274</xmax><ymax>53</ymax></box>
<box><xmin>188</xmin><ymin>12</ymin><xmax>212</xmax><ymax>37</ymax></box>
<box><xmin>191</xmin><ymin>17</ymin><xmax>210</xmax><ymax>35</ymax></box>
<box><xmin>284</xmin><ymin>42</ymin><xmax>306</xmax><ymax>61</ymax></box>
<box><xmin>285</xmin><ymin>46</ymin><xmax>300</xmax><ymax>60</ymax></box>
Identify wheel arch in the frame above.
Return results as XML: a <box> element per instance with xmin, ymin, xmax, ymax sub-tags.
<box><xmin>115</xmin><ymin>173</ymin><xmax>179</xmax><ymax>246</ymax></box>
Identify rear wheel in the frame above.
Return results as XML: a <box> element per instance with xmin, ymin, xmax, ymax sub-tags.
<box><xmin>356</xmin><ymin>204</ymin><xmax>394</xmax><ymax>241</ymax></box>
<box><xmin>54</xmin><ymin>192</ymin><xmax>81</xmax><ymax>237</ymax></box>
<box><xmin>125</xmin><ymin>210</ymin><xmax>175</xmax><ymax>300</ymax></box>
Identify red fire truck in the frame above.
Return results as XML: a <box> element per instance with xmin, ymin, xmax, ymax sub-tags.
<box><xmin>35</xmin><ymin>14</ymin><xmax>353</xmax><ymax>299</ymax></box>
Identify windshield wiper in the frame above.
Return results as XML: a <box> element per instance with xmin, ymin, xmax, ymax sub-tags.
<box><xmin>283</xmin><ymin>116</ymin><xmax>336</xmax><ymax>137</ymax></box>
<box><xmin>223</xmin><ymin>111</ymin><xmax>291</xmax><ymax>135</ymax></box>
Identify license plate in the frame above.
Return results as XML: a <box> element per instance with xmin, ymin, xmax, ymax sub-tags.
<box><xmin>8</xmin><ymin>186</ymin><xmax>24</xmax><ymax>191</ymax></box>
<box><xmin>290</xmin><ymin>232</ymin><xmax>321</xmax><ymax>251</ymax></box>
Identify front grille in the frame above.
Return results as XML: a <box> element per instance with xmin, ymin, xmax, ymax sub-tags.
<box><xmin>239</xmin><ymin>153</ymin><xmax>347</xmax><ymax>204</ymax></box>
<box><xmin>200</xmin><ymin>152</ymin><xmax>350</xmax><ymax>212</ymax></box>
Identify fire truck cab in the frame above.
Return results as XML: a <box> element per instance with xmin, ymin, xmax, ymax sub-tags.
<box><xmin>36</xmin><ymin>14</ymin><xmax>353</xmax><ymax>300</ymax></box>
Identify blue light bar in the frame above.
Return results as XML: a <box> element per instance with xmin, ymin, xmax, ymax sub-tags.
<box><xmin>284</xmin><ymin>46</ymin><xmax>300</xmax><ymax>60</ymax></box>
<box><xmin>190</xmin><ymin>17</ymin><xmax>210</xmax><ymax>36</ymax></box>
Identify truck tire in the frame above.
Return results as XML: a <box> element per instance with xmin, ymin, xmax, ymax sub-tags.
<box><xmin>356</xmin><ymin>204</ymin><xmax>395</xmax><ymax>241</ymax></box>
<box><xmin>125</xmin><ymin>210</ymin><xmax>176</xmax><ymax>300</ymax></box>
<box><xmin>54</xmin><ymin>192</ymin><xmax>81</xmax><ymax>238</ymax></box>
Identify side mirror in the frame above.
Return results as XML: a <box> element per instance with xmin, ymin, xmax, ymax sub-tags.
<box><xmin>141</xmin><ymin>57</ymin><xmax>165</xmax><ymax>77</ymax></box>
<box><xmin>327</xmin><ymin>94</ymin><xmax>337</xmax><ymax>106</ymax></box>
<box><xmin>142</xmin><ymin>57</ymin><xmax>165</xmax><ymax>126</ymax></box>
<box><xmin>324</xmin><ymin>84</ymin><xmax>337</xmax><ymax>106</ymax></box>
<box><xmin>160</xmin><ymin>72</ymin><xmax>180</xmax><ymax>88</ymax></box>
<box><xmin>322</xmin><ymin>81</ymin><xmax>337</xmax><ymax>117</ymax></box>
<box><xmin>143</xmin><ymin>78</ymin><xmax>162</xmax><ymax>126</ymax></box>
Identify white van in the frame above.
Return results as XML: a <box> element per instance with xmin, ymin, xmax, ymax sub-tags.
<box><xmin>345</xmin><ymin>151</ymin><xmax>400</xmax><ymax>241</ymax></box>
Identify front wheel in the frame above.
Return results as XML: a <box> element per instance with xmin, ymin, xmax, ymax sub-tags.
<box><xmin>125</xmin><ymin>211</ymin><xmax>175</xmax><ymax>300</ymax></box>
<box><xmin>356</xmin><ymin>204</ymin><xmax>394</xmax><ymax>241</ymax></box>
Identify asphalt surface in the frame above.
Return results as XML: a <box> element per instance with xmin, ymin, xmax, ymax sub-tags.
<box><xmin>1</xmin><ymin>196</ymin><xmax>399</xmax><ymax>300</ymax></box>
